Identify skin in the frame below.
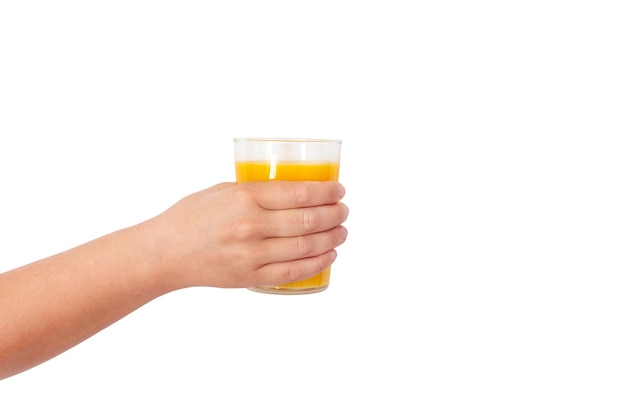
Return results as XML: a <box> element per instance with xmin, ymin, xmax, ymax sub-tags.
<box><xmin>0</xmin><ymin>181</ymin><xmax>349</xmax><ymax>380</ymax></box>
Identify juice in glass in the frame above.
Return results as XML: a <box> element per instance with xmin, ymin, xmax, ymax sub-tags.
<box><xmin>233</xmin><ymin>138</ymin><xmax>342</xmax><ymax>295</ymax></box>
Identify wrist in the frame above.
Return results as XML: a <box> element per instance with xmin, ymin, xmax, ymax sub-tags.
<box><xmin>131</xmin><ymin>215</ymin><xmax>200</xmax><ymax>294</ymax></box>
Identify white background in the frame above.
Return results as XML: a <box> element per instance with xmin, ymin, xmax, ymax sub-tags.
<box><xmin>1</xmin><ymin>1</ymin><xmax>625</xmax><ymax>416</ymax></box>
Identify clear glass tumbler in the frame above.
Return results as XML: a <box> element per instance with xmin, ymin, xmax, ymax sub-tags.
<box><xmin>234</xmin><ymin>138</ymin><xmax>342</xmax><ymax>295</ymax></box>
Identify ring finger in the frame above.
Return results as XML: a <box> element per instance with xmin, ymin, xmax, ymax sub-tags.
<box><xmin>257</xmin><ymin>225</ymin><xmax>348</xmax><ymax>265</ymax></box>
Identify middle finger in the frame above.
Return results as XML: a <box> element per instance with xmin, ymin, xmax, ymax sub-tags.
<box><xmin>265</xmin><ymin>202</ymin><xmax>349</xmax><ymax>237</ymax></box>
<box><xmin>258</xmin><ymin>225</ymin><xmax>348</xmax><ymax>265</ymax></box>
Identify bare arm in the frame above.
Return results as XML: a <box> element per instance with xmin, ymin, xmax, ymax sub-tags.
<box><xmin>0</xmin><ymin>181</ymin><xmax>348</xmax><ymax>380</ymax></box>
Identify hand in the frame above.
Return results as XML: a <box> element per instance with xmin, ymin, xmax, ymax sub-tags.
<box><xmin>146</xmin><ymin>181</ymin><xmax>349</xmax><ymax>290</ymax></box>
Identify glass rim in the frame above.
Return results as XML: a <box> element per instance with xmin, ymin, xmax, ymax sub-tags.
<box><xmin>233</xmin><ymin>137</ymin><xmax>341</xmax><ymax>144</ymax></box>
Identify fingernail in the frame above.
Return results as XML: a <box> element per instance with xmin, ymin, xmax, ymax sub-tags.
<box><xmin>339</xmin><ymin>225</ymin><xmax>348</xmax><ymax>241</ymax></box>
<box><xmin>340</xmin><ymin>202</ymin><xmax>350</xmax><ymax>218</ymax></box>
<box><xmin>337</xmin><ymin>183</ymin><xmax>346</xmax><ymax>198</ymax></box>
<box><xmin>329</xmin><ymin>249</ymin><xmax>337</xmax><ymax>261</ymax></box>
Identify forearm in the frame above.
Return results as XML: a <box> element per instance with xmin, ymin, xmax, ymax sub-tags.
<box><xmin>0</xmin><ymin>221</ymin><xmax>169</xmax><ymax>380</ymax></box>
<box><xmin>0</xmin><ymin>181</ymin><xmax>349</xmax><ymax>380</ymax></box>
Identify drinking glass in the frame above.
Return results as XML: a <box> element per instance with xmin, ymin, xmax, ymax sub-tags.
<box><xmin>234</xmin><ymin>138</ymin><xmax>342</xmax><ymax>294</ymax></box>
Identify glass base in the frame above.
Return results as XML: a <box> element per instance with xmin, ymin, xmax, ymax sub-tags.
<box><xmin>247</xmin><ymin>284</ymin><xmax>329</xmax><ymax>295</ymax></box>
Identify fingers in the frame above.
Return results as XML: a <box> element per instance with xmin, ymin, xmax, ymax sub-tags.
<box><xmin>254</xmin><ymin>249</ymin><xmax>339</xmax><ymax>286</ymax></box>
<box><xmin>247</xmin><ymin>226</ymin><xmax>347</xmax><ymax>286</ymax></box>
<box><xmin>243</xmin><ymin>181</ymin><xmax>346</xmax><ymax>210</ymax></box>
<box><xmin>267</xmin><ymin>202</ymin><xmax>349</xmax><ymax>237</ymax></box>
<box><xmin>258</xmin><ymin>225</ymin><xmax>348</xmax><ymax>265</ymax></box>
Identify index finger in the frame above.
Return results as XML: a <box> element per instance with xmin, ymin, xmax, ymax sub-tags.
<box><xmin>243</xmin><ymin>181</ymin><xmax>346</xmax><ymax>210</ymax></box>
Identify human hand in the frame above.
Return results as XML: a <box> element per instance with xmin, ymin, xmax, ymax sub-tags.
<box><xmin>145</xmin><ymin>181</ymin><xmax>349</xmax><ymax>290</ymax></box>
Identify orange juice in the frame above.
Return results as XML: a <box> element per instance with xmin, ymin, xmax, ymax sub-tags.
<box><xmin>236</xmin><ymin>161</ymin><xmax>340</xmax><ymax>293</ymax></box>
<box><xmin>236</xmin><ymin>161</ymin><xmax>340</xmax><ymax>182</ymax></box>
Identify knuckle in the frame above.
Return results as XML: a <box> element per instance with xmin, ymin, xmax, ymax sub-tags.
<box><xmin>230</xmin><ymin>219</ymin><xmax>258</xmax><ymax>241</ymax></box>
<box><xmin>233</xmin><ymin>183</ymin><xmax>255</xmax><ymax>202</ymax></box>
<box><xmin>302</xmin><ymin>210</ymin><xmax>318</xmax><ymax>231</ymax></box>
<box><xmin>295</xmin><ymin>235</ymin><xmax>314</xmax><ymax>256</ymax></box>
<box><xmin>292</xmin><ymin>182</ymin><xmax>310</xmax><ymax>204</ymax></box>
<box><xmin>287</xmin><ymin>263</ymin><xmax>303</xmax><ymax>282</ymax></box>
<box><xmin>229</xmin><ymin>244</ymin><xmax>255</xmax><ymax>270</ymax></box>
